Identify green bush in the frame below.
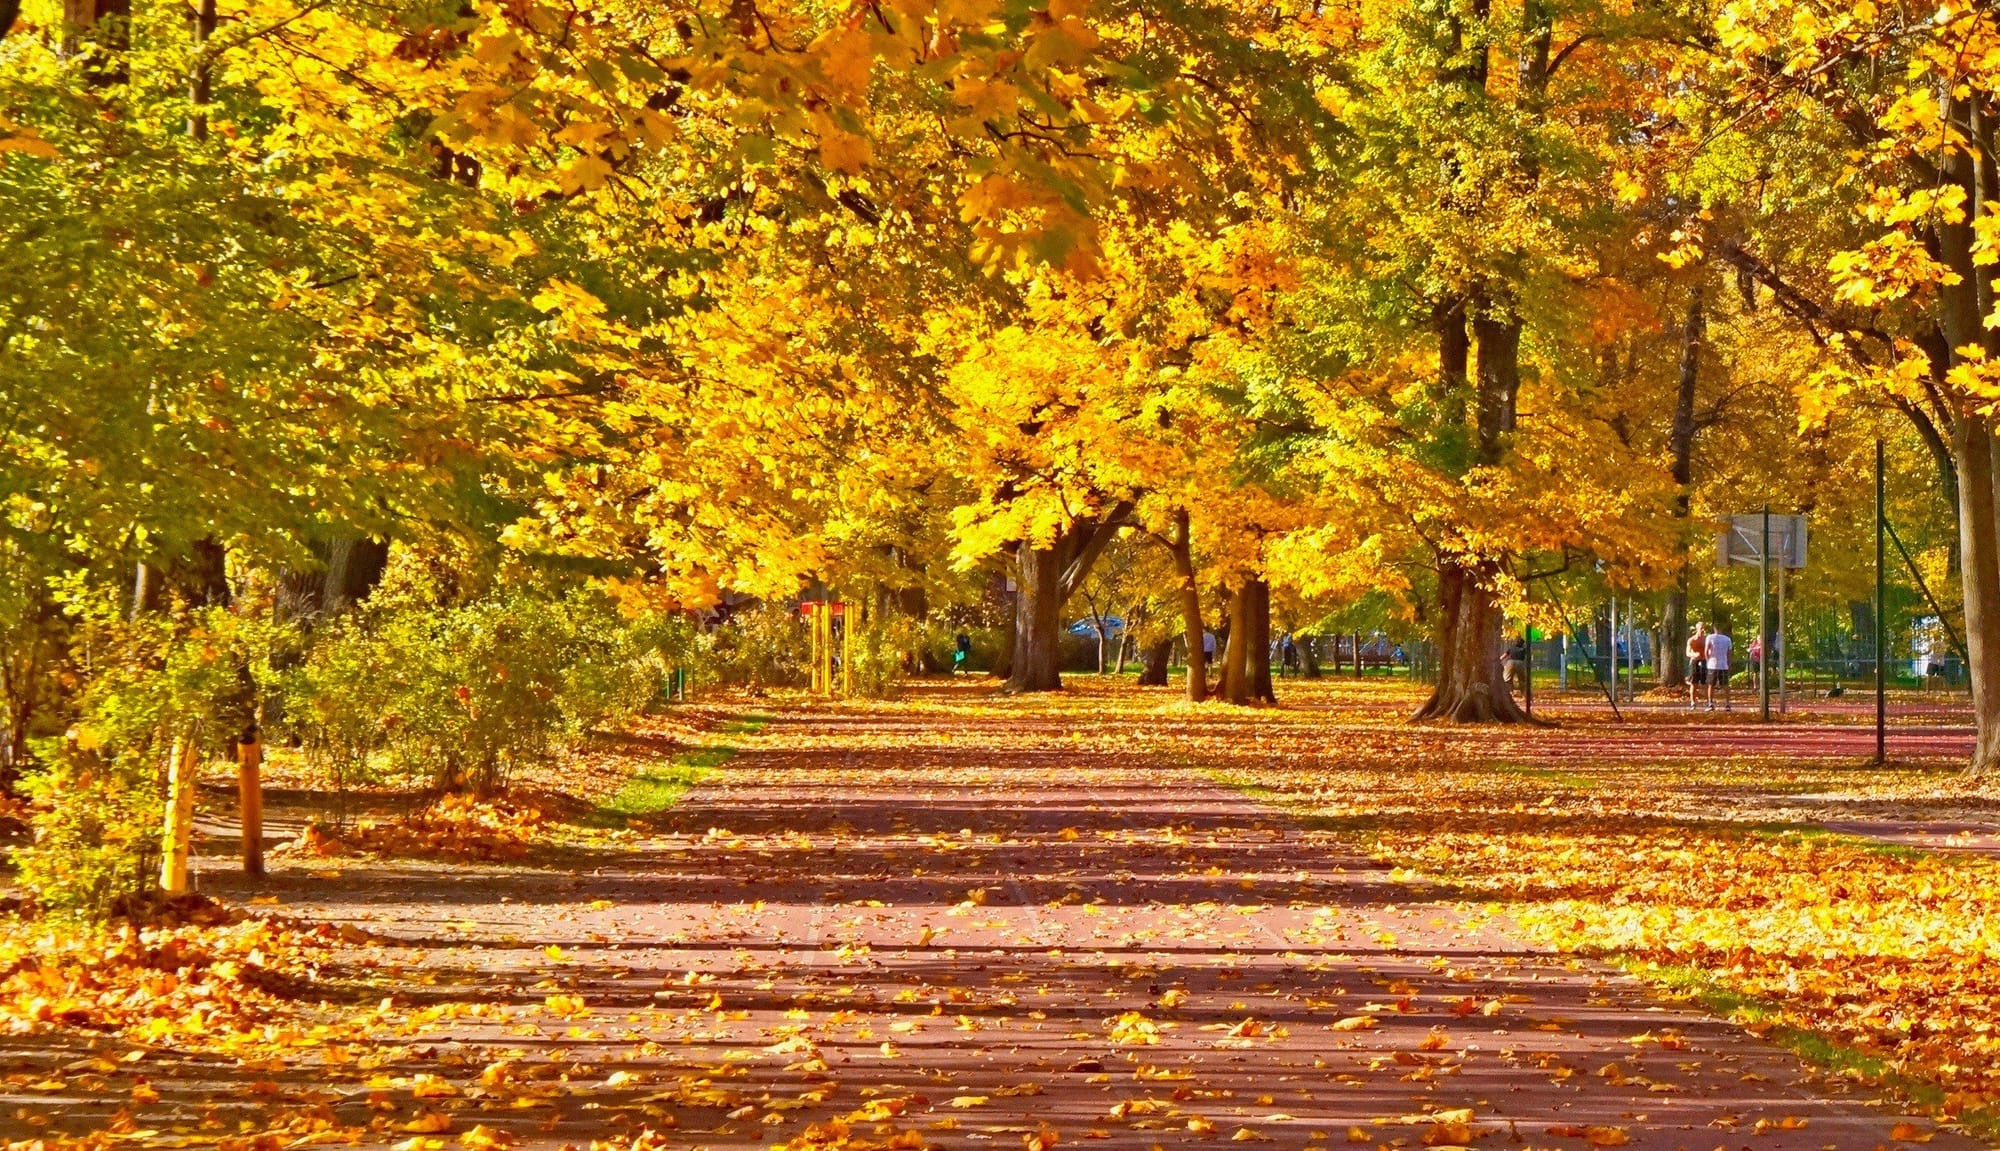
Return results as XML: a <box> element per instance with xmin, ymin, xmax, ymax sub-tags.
<box><xmin>285</xmin><ymin>566</ymin><xmax>691</xmax><ymax>796</ymax></box>
<box><xmin>702</xmin><ymin>603</ymin><xmax>811</xmax><ymax>689</ymax></box>
<box><xmin>849</xmin><ymin>611</ymin><xmax>923</xmax><ymax>698</ymax></box>
<box><xmin>10</xmin><ymin>602</ymin><xmax>290</xmax><ymax>918</ymax></box>
<box><xmin>13</xmin><ymin>739</ymin><xmax>163</xmax><ymax>919</ymax></box>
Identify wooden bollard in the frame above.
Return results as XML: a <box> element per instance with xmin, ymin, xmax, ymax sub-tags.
<box><xmin>160</xmin><ymin>734</ymin><xmax>198</xmax><ymax>894</ymax></box>
<box><xmin>237</xmin><ymin>731</ymin><xmax>264</xmax><ymax>878</ymax></box>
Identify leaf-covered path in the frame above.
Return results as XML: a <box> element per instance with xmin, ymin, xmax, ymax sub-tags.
<box><xmin>20</xmin><ymin>691</ymin><xmax>1980</xmax><ymax>1150</ymax></box>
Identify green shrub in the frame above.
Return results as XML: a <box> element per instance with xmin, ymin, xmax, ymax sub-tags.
<box><xmin>13</xmin><ymin>739</ymin><xmax>163</xmax><ymax>919</ymax></box>
<box><xmin>284</xmin><ymin>564</ymin><xmax>692</xmax><ymax>796</ymax></box>
<box><xmin>10</xmin><ymin>602</ymin><xmax>290</xmax><ymax>918</ymax></box>
<box><xmin>703</xmin><ymin>603</ymin><xmax>811</xmax><ymax>688</ymax></box>
<box><xmin>849</xmin><ymin>611</ymin><xmax>923</xmax><ymax>698</ymax></box>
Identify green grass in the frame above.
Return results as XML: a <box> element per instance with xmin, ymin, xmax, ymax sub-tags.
<box><xmin>718</xmin><ymin>713</ymin><xmax>774</xmax><ymax>735</ymax></box>
<box><xmin>1753</xmin><ymin>823</ymin><xmax>1935</xmax><ymax>860</ymax></box>
<box><xmin>1618</xmin><ymin>959</ymin><xmax>1999</xmax><ymax>1139</ymax></box>
<box><xmin>596</xmin><ymin>713</ymin><xmax>771</xmax><ymax>822</ymax></box>
<box><xmin>1202</xmin><ymin>759</ymin><xmax>1993</xmax><ymax>1138</ymax></box>
<box><xmin>1491</xmin><ymin>762</ymin><xmax>1593</xmax><ymax>789</ymax></box>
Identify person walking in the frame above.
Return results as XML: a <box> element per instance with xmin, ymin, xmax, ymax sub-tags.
<box><xmin>1686</xmin><ymin>623</ymin><xmax>1708</xmax><ymax>710</ymax></box>
<box><xmin>1702</xmin><ymin>626</ymin><xmax>1734</xmax><ymax>711</ymax></box>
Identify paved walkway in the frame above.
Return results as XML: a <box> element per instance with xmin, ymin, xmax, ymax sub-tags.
<box><xmin>21</xmin><ymin>699</ymin><xmax>1976</xmax><ymax>1149</ymax></box>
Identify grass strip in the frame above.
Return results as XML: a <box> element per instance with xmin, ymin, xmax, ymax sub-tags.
<box><xmin>1200</xmin><ymin>761</ymin><xmax>1998</xmax><ymax>1140</ymax></box>
<box><xmin>597</xmin><ymin>712</ymin><xmax>771</xmax><ymax>821</ymax></box>
<box><xmin>1621</xmin><ymin>959</ymin><xmax>2000</xmax><ymax>1142</ymax></box>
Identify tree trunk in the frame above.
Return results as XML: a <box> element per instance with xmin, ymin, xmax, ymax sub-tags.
<box><xmin>1248</xmin><ymin>577</ymin><xmax>1275</xmax><ymax>703</ymax></box>
<box><xmin>1217</xmin><ymin>586</ymin><xmax>1250</xmax><ymax>704</ymax></box>
<box><xmin>1954</xmin><ymin>417</ymin><xmax>2000</xmax><ymax>770</ymax></box>
<box><xmin>1138</xmin><ymin>638</ymin><xmax>1171</xmax><ymax>686</ymax></box>
<box><xmin>1301</xmin><ymin>634</ymin><xmax>1322</xmax><ymax>678</ymax></box>
<box><xmin>1001</xmin><ymin>507</ymin><xmax>1132</xmax><ymax>694</ymax></box>
<box><xmin>159</xmin><ymin>730</ymin><xmax>200</xmax><ymax>894</ymax></box>
<box><xmin>1169</xmin><ymin>510</ymin><xmax>1207</xmax><ymax>702</ymax></box>
<box><xmin>1661</xmin><ymin>589</ymin><xmax>1689</xmax><ymax>688</ymax></box>
<box><xmin>189</xmin><ymin>0</ymin><xmax>215</xmax><ymax>139</ymax></box>
<box><xmin>1661</xmin><ymin>282</ymin><xmax>1704</xmax><ymax>688</ymax></box>
<box><xmin>62</xmin><ymin>0</ymin><xmax>130</xmax><ymax>81</ymax></box>
<box><xmin>1417</xmin><ymin>291</ymin><xmax>1528</xmax><ymax>723</ymax></box>
<box><xmin>131</xmin><ymin>561</ymin><xmax>160</xmax><ymax>620</ymax></box>
<box><xmin>1936</xmin><ymin>93</ymin><xmax>2000</xmax><ymax>770</ymax></box>
<box><xmin>1414</xmin><ymin>559</ymin><xmax>1529</xmax><ymax>722</ymax></box>
<box><xmin>1005</xmin><ymin>543</ymin><xmax>1066</xmax><ymax>693</ymax></box>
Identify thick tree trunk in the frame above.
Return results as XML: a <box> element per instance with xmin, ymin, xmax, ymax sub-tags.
<box><xmin>1418</xmin><ymin>294</ymin><xmax>1528</xmax><ymax>723</ymax></box>
<box><xmin>1005</xmin><ymin>544</ymin><xmax>1067</xmax><ymax>693</ymax></box>
<box><xmin>1217</xmin><ymin>586</ymin><xmax>1249</xmax><ymax>704</ymax></box>
<box><xmin>1661</xmin><ymin>589</ymin><xmax>1689</xmax><ymax>688</ymax></box>
<box><xmin>1414</xmin><ymin>559</ymin><xmax>1529</xmax><ymax>722</ymax></box>
<box><xmin>1661</xmin><ymin>283</ymin><xmax>1704</xmax><ymax>688</ymax></box>
<box><xmin>1169</xmin><ymin>510</ymin><xmax>1207</xmax><ymax>702</ymax></box>
<box><xmin>1954</xmin><ymin>418</ymin><xmax>2000</xmax><ymax>770</ymax></box>
<box><xmin>1002</xmin><ymin>506</ymin><xmax>1132</xmax><ymax>694</ymax></box>
<box><xmin>1936</xmin><ymin>95</ymin><xmax>2000</xmax><ymax>770</ymax></box>
<box><xmin>62</xmin><ymin>0</ymin><xmax>129</xmax><ymax>80</ymax></box>
<box><xmin>1138</xmin><ymin>638</ymin><xmax>1171</xmax><ymax>686</ymax></box>
<box><xmin>1248</xmin><ymin>578</ymin><xmax>1275</xmax><ymax>703</ymax></box>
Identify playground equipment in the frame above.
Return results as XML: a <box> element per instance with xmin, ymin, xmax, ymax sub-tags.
<box><xmin>802</xmin><ymin>599</ymin><xmax>856</xmax><ymax>697</ymax></box>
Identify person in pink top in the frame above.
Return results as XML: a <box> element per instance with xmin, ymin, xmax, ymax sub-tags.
<box><xmin>1686</xmin><ymin>624</ymin><xmax>1708</xmax><ymax>710</ymax></box>
<box><xmin>1702</xmin><ymin>628</ymin><xmax>1734</xmax><ymax>712</ymax></box>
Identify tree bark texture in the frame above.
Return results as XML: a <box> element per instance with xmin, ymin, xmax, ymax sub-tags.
<box><xmin>1660</xmin><ymin>283</ymin><xmax>1705</xmax><ymax>688</ymax></box>
<box><xmin>1002</xmin><ymin>504</ymin><xmax>1133</xmax><ymax>694</ymax></box>
<box><xmin>1168</xmin><ymin>510</ymin><xmax>1207</xmax><ymax>702</ymax></box>
<box><xmin>1417</xmin><ymin>294</ymin><xmax>1530</xmax><ymax>723</ymax></box>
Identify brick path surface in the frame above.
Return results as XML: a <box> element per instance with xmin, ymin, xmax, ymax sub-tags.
<box><xmin>26</xmin><ymin>698</ymin><xmax>1980</xmax><ymax>1150</ymax></box>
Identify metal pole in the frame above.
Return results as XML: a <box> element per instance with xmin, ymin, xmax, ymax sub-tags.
<box><xmin>1778</xmin><ymin>562</ymin><xmax>1788</xmax><ymax>715</ymax></box>
<box><xmin>1559</xmin><ymin>632</ymin><xmax>1568</xmax><ymax>690</ymax></box>
<box><xmin>1760</xmin><ymin>505</ymin><xmax>1771</xmax><ymax>721</ymax></box>
<box><xmin>1536</xmin><ymin>575</ymin><xmax>1622</xmax><ymax>720</ymax></box>
<box><xmin>1624</xmin><ymin>601</ymin><xmax>1634</xmax><ymax>700</ymax></box>
<box><xmin>1876</xmin><ymin>439</ymin><xmax>1887</xmax><ymax>764</ymax></box>
<box><xmin>1523</xmin><ymin>630</ymin><xmax>1533</xmax><ymax>715</ymax></box>
<box><xmin>1609</xmin><ymin>596</ymin><xmax>1618</xmax><ymax>700</ymax></box>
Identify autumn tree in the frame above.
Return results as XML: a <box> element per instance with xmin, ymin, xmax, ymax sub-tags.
<box><xmin>1251</xmin><ymin>0</ymin><xmax>1691</xmax><ymax>721</ymax></box>
<box><xmin>1656</xmin><ymin>0</ymin><xmax>2000</xmax><ymax>765</ymax></box>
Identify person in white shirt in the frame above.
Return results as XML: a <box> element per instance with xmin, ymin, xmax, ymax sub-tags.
<box><xmin>1702</xmin><ymin>629</ymin><xmax>1734</xmax><ymax>711</ymax></box>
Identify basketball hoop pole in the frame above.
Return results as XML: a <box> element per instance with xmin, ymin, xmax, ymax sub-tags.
<box><xmin>1875</xmin><ymin>439</ymin><xmax>1886</xmax><ymax>765</ymax></box>
<box><xmin>1759</xmin><ymin>505</ymin><xmax>1771</xmax><ymax>722</ymax></box>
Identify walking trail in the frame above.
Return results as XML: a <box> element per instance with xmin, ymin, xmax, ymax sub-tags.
<box><xmin>32</xmin><ymin>695</ymin><xmax>1977</xmax><ymax>1150</ymax></box>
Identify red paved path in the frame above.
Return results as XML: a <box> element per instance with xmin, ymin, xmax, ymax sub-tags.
<box><xmin>18</xmin><ymin>699</ymin><xmax>1977</xmax><ymax>1149</ymax></box>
